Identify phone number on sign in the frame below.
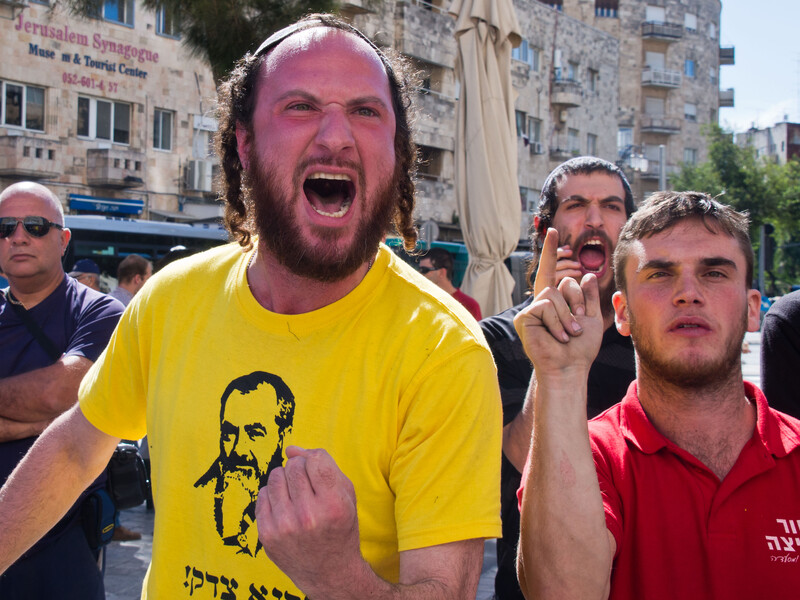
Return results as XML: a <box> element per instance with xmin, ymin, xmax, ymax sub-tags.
<box><xmin>62</xmin><ymin>73</ymin><xmax>118</xmax><ymax>93</ymax></box>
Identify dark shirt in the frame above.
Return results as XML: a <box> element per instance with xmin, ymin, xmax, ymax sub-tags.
<box><xmin>481</xmin><ymin>297</ymin><xmax>636</xmax><ymax>600</ymax></box>
<box><xmin>761</xmin><ymin>290</ymin><xmax>800</xmax><ymax>418</ymax></box>
<box><xmin>0</xmin><ymin>275</ymin><xmax>123</xmax><ymax>550</ymax></box>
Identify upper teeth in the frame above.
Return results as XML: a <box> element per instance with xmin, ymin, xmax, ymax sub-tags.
<box><xmin>584</xmin><ymin>240</ymin><xmax>602</xmax><ymax>247</ymax></box>
<box><xmin>308</xmin><ymin>172</ymin><xmax>351</xmax><ymax>181</ymax></box>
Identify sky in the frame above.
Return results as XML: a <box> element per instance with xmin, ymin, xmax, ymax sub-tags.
<box><xmin>719</xmin><ymin>0</ymin><xmax>800</xmax><ymax>133</ymax></box>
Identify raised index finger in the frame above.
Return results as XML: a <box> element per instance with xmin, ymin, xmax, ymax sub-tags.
<box><xmin>533</xmin><ymin>228</ymin><xmax>560</xmax><ymax>298</ymax></box>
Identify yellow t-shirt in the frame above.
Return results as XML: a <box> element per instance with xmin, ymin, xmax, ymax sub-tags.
<box><xmin>80</xmin><ymin>243</ymin><xmax>501</xmax><ymax>599</ymax></box>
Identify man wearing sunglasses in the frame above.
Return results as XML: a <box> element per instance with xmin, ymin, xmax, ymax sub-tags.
<box><xmin>0</xmin><ymin>16</ymin><xmax>501</xmax><ymax>600</ymax></box>
<box><xmin>0</xmin><ymin>182</ymin><xmax>124</xmax><ymax>599</ymax></box>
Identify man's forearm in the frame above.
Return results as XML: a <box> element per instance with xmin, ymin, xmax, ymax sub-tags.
<box><xmin>0</xmin><ymin>355</ymin><xmax>91</xmax><ymax>421</ymax></box>
<box><xmin>0</xmin><ymin>416</ymin><xmax>52</xmax><ymax>442</ymax></box>
<box><xmin>517</xmin><ymin>375</ymin><xmax>613</xmax><ymax>600</ymax></box>
<box><xmin>299</xmin><ymin>538</ymin><xmax>483</xmax><ymax>600</ymax></box>
<box><xmin>0</xmin><ymin>405</ymin><xmax>119</xmax><ymax>573</ymax></box>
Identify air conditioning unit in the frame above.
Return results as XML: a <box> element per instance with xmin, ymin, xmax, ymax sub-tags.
<box><xmin>530</xmin><ymin>142</ymin><xmax>545</xmax><ymax>155</ymax></box>
<box><xmin>186</xmin><ymin>160</ymin><xmax>213</xmax><ymax>192</ymax></box>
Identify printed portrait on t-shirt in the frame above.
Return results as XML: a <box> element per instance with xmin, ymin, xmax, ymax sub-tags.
<box><xmin>195</xmin><ymin>371</ymin><xmax>295</xmax><ymax>557</ymax></box>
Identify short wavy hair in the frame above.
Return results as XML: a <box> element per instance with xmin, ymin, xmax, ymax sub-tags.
<box><xmin>215</xmin><ymin>14</ymin><xmax>419</xmax><ymax>252</ymax></box>
<box><xmin>613</xmin><ymin>191</ymin><xmax>754</xmax><ymax>293</ymax></box>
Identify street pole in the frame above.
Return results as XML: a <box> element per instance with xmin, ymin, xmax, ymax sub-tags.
<box><xmin>658</xmin><ymin>144</ymin><xmax>666</xmax><ymax>190</ymax></box>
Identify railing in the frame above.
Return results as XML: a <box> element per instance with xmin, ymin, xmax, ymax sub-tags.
<box><xmin>719</xmin><ymin>88</ymin><xmax>734</xmax><ymax>107</ymax></box>
<box><xmin>719</xmin><ymin>46</ymin><xmax>735</xmax><ymax>65</ymax></box>
<box><xmin>641</xmin><ymin>67</ymin><xmax>682</xmax><ymax>88</ymax></box>
<box><xmin>641</xmin><ymin>21</ymin><xmax>683</xmax><ymax>40</ymax></box>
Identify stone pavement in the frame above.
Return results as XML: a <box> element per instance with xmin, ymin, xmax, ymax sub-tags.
<box><xmin>102</xmin><ymin>331</ymin><xmax>761</xmax><ymax>600</ymax></box>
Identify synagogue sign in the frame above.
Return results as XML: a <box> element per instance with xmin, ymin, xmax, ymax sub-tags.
<box><xmin>15</xmin><ymin>12</ymin><xmax>160</xmax><ymax>91</ymax></box>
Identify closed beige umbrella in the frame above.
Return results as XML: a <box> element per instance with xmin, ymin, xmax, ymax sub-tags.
<box><xmin>449</xmin><ymin>0</ymin><xmax>521</xmax><ymax>317</ymax></box>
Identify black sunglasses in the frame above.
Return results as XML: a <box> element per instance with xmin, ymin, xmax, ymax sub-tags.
<box><xmin>0</xmin><ymin>216</ymin><xmax>64</xmax><ymax>239</ymax></box>
<box><xmin>418</xmin><ymin>266</ymin><xmax>436</xmax><ymax>275</ymax></box>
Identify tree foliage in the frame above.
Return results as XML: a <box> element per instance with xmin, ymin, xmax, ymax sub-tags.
<box><xmin>59</xmin><ymin>0</ymin><xmax>338</xmax><ymax>81</ymax></box>
<box><xmin>672</xmin><ymin>124</ymin><xmax>800</xmax><ymax>292</ymax></box>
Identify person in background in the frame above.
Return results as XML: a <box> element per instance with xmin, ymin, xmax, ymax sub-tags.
<box><xmin>109</xmin><ymin>254</ymin><xmax>152</xmax><ymax>307</ymax></box>
<box><xmin>760</xmin><ymin>288</ymin><xmax>800</xmax><ymax>418</ymax></box>
<box><xmin>68</xmin><ymin>258</ymin><xmax>102</xmax><ymax>292</ymax></box>
<box><xmin>480</xmin><ymin>156</ymin><xmax>637</xmax><ymax>600</ymax></box>
<box><xmin>419</xmin><ymin>247</ymin><xmax>482</xmax><ymax>320</ymax></box>
<box><xmin>0</xmin><ymin>182</ymin><xmax>123</xmax><ymax>599</ymax></box>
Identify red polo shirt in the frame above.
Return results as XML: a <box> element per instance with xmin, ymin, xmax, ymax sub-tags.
<box><xmin>518</xmin><ymin>381</ymin><xmax>800</xmax><ymax>598</ymax></box>
<box><xmin>592</xmin><ymin>381</ymin><xmax>800</xmax><ymax>598</ymax></box>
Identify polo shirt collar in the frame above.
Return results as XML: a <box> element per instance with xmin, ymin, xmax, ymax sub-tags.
<box><xmin>619</xmin><ymin>380</ymin><xmax>800</xmax><ymax>458</ymax></box>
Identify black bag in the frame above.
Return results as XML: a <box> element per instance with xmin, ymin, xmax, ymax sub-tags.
<box><xmin>108</xmin><ymin>443</ymin><xmax>149</xmax><ymax>510</ymax></box>
<box><xmin>80</xmin><ymin>488</ymin><xmax>117</xmax><ymax>549</ymax></box>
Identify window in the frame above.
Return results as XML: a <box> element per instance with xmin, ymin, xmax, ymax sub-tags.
<box><xmin>2</xmin><ymin>81</ymin><xmax>45</xmax><ymax>131</ymax></box>
<box><xmin>708</xmin><ymin>23</ymin><xmax>716</xmax><ymax>39</ymax></box>
<box><xmin>684</xmin><ymin>13</ymin><xmax>697</xmax><ymax>32</ymax></box>
<box><xmin>512</xmin><ymin>40</ymin><xmax>540</xmax><ymax>71</ymax></box>
<box><xmin>684</xmin><ymin>102</ymin><xmax>697</xmax><ymax>122</ymax></box>
<box><xmin>544</xmin><ymin>0</ymin><xmax>563</xmax><ymax>11</ymax></box>
<box><xmin>684</xmin><ymin>59</ymin><xmax>695</xmax><ymax>78</ymax></box>
<box><xmin>645</xmin><ymin>96</ymin><xmax>665</xmax><ymax>116</ymax></box>
<box><xmin>527</xmin><ymin>117</ymin><xmax>542</xmax><ymax>144</ymax></box>
<box><xmin>417</xmin><ymin>145</ymin><xmax>442</xmax><ymax>179</ymax></box>
<box><xmin>157</xmin><ymin>5</ymin><xmax>179</xmax><ymax>37</ymax></box>
<box><xmin>684</xmin><ymin>148</ymin><xmax>697</xmax><ymax>164</ymax></box>
<box><xmin>515</xmin><ymin>110</ymin><xmax>527</xmax><ymax>138</ymax></box>
<box><xmin>595</xmin><ymin>0</ymin><xmax>618</xmax><ymax>18</ymax></box>
<box><xmin>192</xmin><ymin>115</ymin><xmax>217</xmax><ymax>159</ymax></box>
<box><xmin>709</xmin><ymin>67</ymin><xmax>717</xmax><ymax>85</ymax></box>
<box><xmin>617</xmin><ymin>127</ymin><xmax>633</xmax><ymax>158</ymax></box>
<box><xmin>587</xmin><ymin>133</ymin><xmax>598</xmax><ymax>156</ymax></box>
<box><xmin>588</xmin><ymin>68</ymin><xmax>599</xmax><ymax>92</ymax></box>
<box><xmin>153</xmin><ymin>108</ymin><xmax>173</xmax><ymax>151</ymax></box>
<box><xmin>645</xmin><ymin>5</ymin><xmax>665</xmax><ymax>22</ymax></box>
<box><xmin>520</xmin><ymin>186</ymin><xmax>537</xmax><ymax>212</ymax></box>
<box><xmin>568</xmin><ymin>128</ymin><xmax>580</xmax><ymax>154</ymax></box>
<box><xmin>645</xmin><ymin>51</ymin><xmax>665</xmax><ymax>70</ymax></box>
<box><xmin>91</xmin><ymin>0</ymin><xmax>134</xmax><ymax>25</ymax></box>
<box><xmin>567</xmin><ymin>61</ymin><xmax>578</xmax><ymax>82</ymax></box>
<box><xmin>78</xmin><ymin>96</ymin><xmax>130</xmax><ymax>144</ymax></box>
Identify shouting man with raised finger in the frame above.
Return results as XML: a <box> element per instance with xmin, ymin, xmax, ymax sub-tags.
<box><xmin>480</xmin><ymin>156</ymin><xmax>637</xmax><ymax>600</ymax></box>
<box><xmin>0</xmin><ymin>15</ymin><xmax>502</xmax><ymax>600</ymax></box>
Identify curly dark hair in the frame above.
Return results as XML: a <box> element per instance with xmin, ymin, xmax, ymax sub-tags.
<box><xmin>215</xmin><ymin>14</ymin><xmax>419</xmax><ymax>252</ymax></box>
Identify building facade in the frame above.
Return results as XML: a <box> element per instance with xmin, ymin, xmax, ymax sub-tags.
<box><xmin>555</xmin><ymin>0</ymin><xmax>735</xmax><ymax>199</ymax></box>
<box><xmin>0</xmin><ymin>0</ymin><xmax>219</xmax><ymax>221</ymax></box>
<box><xmin>736</xmin><ymin>120</ymin><xmax>800</xmax><ymax>165</ymax></box>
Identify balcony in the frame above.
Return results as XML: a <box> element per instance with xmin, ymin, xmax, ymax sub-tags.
<box><xmin>549</xmin><ymin>147</ymin><xmax>576</xmax><ymax>161</ymax></box>
<box><xmin>641</xmin><ymin>21</ymin><xmax>683</xmax><ymax>41</ymax></box>
<box><xmin>719</xmin><ymin>88</ymin><xmax>735</xmax><ymax>108</ymax></box>
<box><xmin>86</xmin><ymin>147</ymin><xmax>146</xmax><ymax>189</ymax></box>
<box><xmin>0</xmin><ymin>135</ymin><xmax>61</xmax><ymax>179</ymax></box>
<box><xmin>396</xmin><ymin>0</ymin><xmax>456</xmax><ymax>67</ymax></box>
<box><xmin>551</xmin><ymin>78</ymin><xmax>582</xmax><ymax>107</ymax></box>
<box><xmin>719</xmin><ymin>46</ymin><xmax>735</xmax><ymax>65</ymax></box>
<box><xmin>639</xmin><ymin>163</ymin><xmax>677</xmax><ymax>180</ymax></box>
<box><xmin>640</xmin><ymin>116</ymin><xmax>681</xmax><ymax>134</ymax></box>
<box><xmin>641</xmin><ymin>67</ymin><xmax>681</xmax><ymax>88</ymax></box>
<box><xmin>416</xmin><ymin>89</ymin><xmax>456</xmax><ymax>147</ymax></box>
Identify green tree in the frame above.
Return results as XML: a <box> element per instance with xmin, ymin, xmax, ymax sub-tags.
<box><xmin>672</xmin><ymin>125</ymin><xmax>800</xmax><ymax>291</ymax></box>
<box><xmin>59</xmin><ymin>0</ymin><xmax>338</xmax><ymax>81</ymax></box>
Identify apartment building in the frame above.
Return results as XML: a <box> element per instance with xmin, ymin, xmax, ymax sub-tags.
<box><xmin>552</xmin><ymin>0</ymin><xmax>734</xmax><ymax>198</ymax></box>
<box><xmin>737</xmin><ymin>119</ymin><xmax>800</xmax><ymax>165</ymax></box>
<box><xmin>0</xmin><ymin>0</ymin><xmax>219</xmax><ymax>221</ymax></box>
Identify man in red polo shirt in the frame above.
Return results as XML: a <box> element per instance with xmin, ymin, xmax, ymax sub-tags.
<box><xmin>515</xmin><ymin>191</ymin><xmax>800</xmax><ymax>599</ymax></box>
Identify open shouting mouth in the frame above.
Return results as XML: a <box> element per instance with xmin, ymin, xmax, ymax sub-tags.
<box><xmin>576</xmin><ymin>235</ymin><xmax>610</xmax><ymax>278</ymax></box>
<box><xmin>303</xmin><ymin>172</ymin><xmax>355</xmax><ymax>218</ymax></box>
